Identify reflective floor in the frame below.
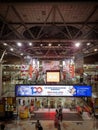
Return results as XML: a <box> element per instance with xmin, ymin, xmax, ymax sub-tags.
<box><xmin>0</xmin><ymin>119</ymin><xmax>96</xmax><ymax>130</ymax></box>
<box><xmin>0</xmin><ymin>110</ymin><xmax>97</xmax><ymax>130</ymax></box>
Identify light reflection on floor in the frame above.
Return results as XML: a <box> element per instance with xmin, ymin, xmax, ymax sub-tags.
<box><xmin>0</xmin><ymin>119</ymin><xmax>95</xmax><ymax>130</ymax></box>
<box><xmin>0</xmin><ymin>109</ymin><xmax>95</xmax><ymax>130</ymax></box>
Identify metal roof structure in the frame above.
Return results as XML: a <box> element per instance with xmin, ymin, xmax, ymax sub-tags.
<box><xmin>0</xmin><ymin>1</ymin><xmax>98</xmax><ymax>64</ymax></box>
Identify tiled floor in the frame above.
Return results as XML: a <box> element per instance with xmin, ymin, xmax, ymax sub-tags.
<box><xmin>0</xmin><ymin>113</ymin><xmax>97</xmax><ymax>130</ymax></box>
<box><xmin>0</xmin><ymin>119</ymin><xmax>95</xmax><ymax>130</ymax></box>
<box><xmin>0</xmin><ymin>109</ymin><xmax>97</xmax><ymax>130</ymax></box>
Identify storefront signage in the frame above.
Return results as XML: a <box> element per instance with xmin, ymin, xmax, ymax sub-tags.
<box><xmin>15</xmin><ymin>85</ymin><xmax>92</xmax><ymax>97</ymax></box>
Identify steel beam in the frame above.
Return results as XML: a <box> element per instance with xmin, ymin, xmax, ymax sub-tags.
<box><xmin>36</xmin><ymin>6</ymin><xmax>54</xmax><ymax>39</ymax></box>
<box><xmin>11</xmin><ymin>5</ymin><xmax>35</xmax><ymax>39</ymax></box>
<box><xmin>74</xmin><ymin>5</ymin><xmax>98</xmax><ymax>39</ymax></box>
<box><xmin>0</xmin><ymin>39</ymin><xmax>98</xmax><ymax>43</ymax></box>
<box><xmin>0</xmin><ymin>15</ymin><xmax>24</xmax><ymax>39</ymax></box>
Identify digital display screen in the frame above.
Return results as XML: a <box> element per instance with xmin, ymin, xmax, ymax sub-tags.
<box><xmin>15</xmin><ymin>85</ymin><xmax>92</xmax><ymax>97</ymax></box>
<box><xmin>46</xmin><ymin>71</ymin><xmax>60</xmax><ymax>83</ymax></box>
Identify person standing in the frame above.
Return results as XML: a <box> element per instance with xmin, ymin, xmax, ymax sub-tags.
<box><xmin>58</xmin><ymin>105</ymin><xmax>63</xmax><ymax>121</ymax></box>
<box><xmin>35</xmin><ymin>120</ymin><xmax>43</xmax><ymax>130</ymax></box>
<box><xmin>38</xmin><ymin>123</ymin><xmax>43</xmax><ymax>130</ymax></box>
<box><xmin>57</xmin><ymin>121</ymin><xmax>61</xmax><ymax>130</ymax></box>
<box><xmin>0</xmin><ymin>123</ymin><xmax>5</xmax><ymax>130</ymax></box>
<box><xmin>54</xmin><ymin>109</ymin><xmax>59</xmax><ymax>128</ymax></box>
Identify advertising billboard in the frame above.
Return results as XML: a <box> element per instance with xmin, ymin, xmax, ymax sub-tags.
<box><xmin>15</xmin><ymin>85</ymin><xmax>92</xmax><ymax>97</ymax></box>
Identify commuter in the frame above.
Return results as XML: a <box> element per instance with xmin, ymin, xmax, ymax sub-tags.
<box><xmin>38</xmin><ymin>123</ymin><xmax>43</xmax><ymax>130</ymax></box>
<box><xmin>35</xmin><ymin>120</ymin><xmax>43</xmax><ymax>130</ymax></box>
<box><xmin>54</xmin><ymin>115</ymin><xmax>59</xmax><ymax>128</ymax></box>
<box><xmin>35</xmin><ymin>120</ymin><xmax>40</xmax><ymax>130</ymax></box>
<box><xmin>54</xmin><ymin>109</ymin><xmax>59</xmax><ymax>128</ymax></box>
<box><xmin>57</xmin><ymin>121</ymin><xmax>61</xmax><ymax>130</ymax></box>
<box><xmin>55</xmin><ymin>109</ymin><xmax>59</xmax><ymax>118</ymax></box>
<box><xmin>58</xmin><ymin>105</ymin><xmax>63</xmax><ymax>121</ymax></box>
<box><xmin>0</xmin><ymin>123</ymin><xmax>5</xmax><ymax>130</ymax></box>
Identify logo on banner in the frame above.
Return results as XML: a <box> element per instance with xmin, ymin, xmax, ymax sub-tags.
<box><xmin>31</xmin><ymin>87</ymin><xmax>43</xmax><ymax>94</ymax></box>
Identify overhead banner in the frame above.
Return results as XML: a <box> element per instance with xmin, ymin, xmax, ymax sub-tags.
<box><xmin>42</xmin><ymin>61</ymin><xmax>60</xmax><ymax>72</ymax></box>
<box><xmin>15</xmin><ymin>85</ymin><xmax>92</xmax><ymax>97</ymax></box>
<box><xmin>62</xmin><ymin>59</ymin><xmax>75</xmax><ymax>78</ymax></box>
<box><xmin>75</xmin><ymin>52</ymin><xmax>84</xmax><ymax>74</ymax></box>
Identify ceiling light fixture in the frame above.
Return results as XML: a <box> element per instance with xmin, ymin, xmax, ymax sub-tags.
<box><xmin>17</xmin><ymin>42</ymin><xmax>22</xmax><ymax>47</ymax></box>
<box><xmin>75</xmin><ymin>42</ymin><xmax>81</xmax><ymax>47</ymax></box>
<box><xmin>10</xmin><ymin>48</ymin><xmax>14</xmax><ymax>51</ymax></box>
<box><xmin>94</xmin><ymin>48</ymin><xmax>98</xmax><ymax>52</ymax></box>
<box><xmin>20</xmin><ymin>53</ymin><xmax>23</xmax><ymax>56</ymax></box>
<box><xmin>87</xmin><ymin>42</ymin><xmax>91</xmax><ymax>46</ymax></box>
<box><xmin>49</xmin><ymin>43</ymin><xmax>52</xmax><ymax>46</ymax></box>
<box><xmin>29</xmin><ymin>42</ymin><xmax>32</xmax><ymax>46</ymax></box>
<box><xmin>3</xmin><ymin>43</ymin><xmax>7</xmax><ymax>46</ymax></box>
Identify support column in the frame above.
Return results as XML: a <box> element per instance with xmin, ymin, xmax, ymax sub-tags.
<box><xmin>0</xmin><ymin>50</ymin><xmax>6</xmax><ymax>97</ymax></box>
<box><xmin>0</xmin><ymin>63</ymin><xmax>2</xmax><ymax>97</ymax></box>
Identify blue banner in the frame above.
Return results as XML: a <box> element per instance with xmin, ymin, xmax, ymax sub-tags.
<box><xmin>15</xmin><ymin>85</ymin><xmax>92</xmax><ymax>97</ymax></box>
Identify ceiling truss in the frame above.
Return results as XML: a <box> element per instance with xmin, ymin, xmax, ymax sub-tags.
<box><xmin>0</xmin><ymin>2</ymin><xmax>98</xmax><ymax>62</ymax></box>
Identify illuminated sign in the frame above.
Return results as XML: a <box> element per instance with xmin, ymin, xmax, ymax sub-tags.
<box><xmin>46</xmin><ymin>71</ymin><xmax>60</xmax><ymax>83</ymax></box>
<box><xmin>31</xmin><ymin>87</ymin><xmax>43</xmax><ymax>93</ymax></box>
<box><xmin>15</xmin><ymin>85</ymin><xmax>92</xmax><ymax>97</ymax></box>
